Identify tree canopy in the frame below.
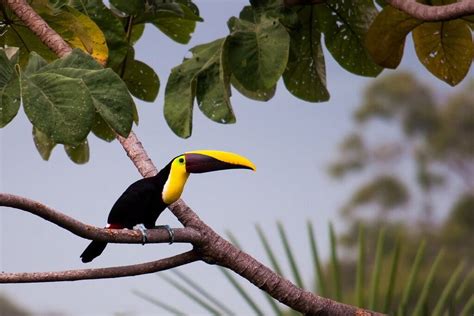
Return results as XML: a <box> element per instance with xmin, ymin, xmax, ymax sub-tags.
<box><xmin>1</xmin><ymin>0</ymin><xmax>473</xmax><ymax>163</ymax></box>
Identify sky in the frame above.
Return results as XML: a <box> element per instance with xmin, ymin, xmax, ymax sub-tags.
<box><xmin>0</xmin><ymin>1</ymin><xmax>471</xmax><ymax>315</ymax></box>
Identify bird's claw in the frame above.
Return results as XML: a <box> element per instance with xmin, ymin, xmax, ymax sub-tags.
<box><xmin>156</xmin><ymin>225</ymin><xmax>174</xmax><ymax>244</ymax></box>
<box><xmin>133</xmin><ymin>224</ymin><xmax>148</xmax><ymax>245</ymax></box>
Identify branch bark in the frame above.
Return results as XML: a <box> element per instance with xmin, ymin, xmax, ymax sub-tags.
<box><xmin>284</xmin><ymin>0</ymin><xmax>474</xmax><ymax>21</ymax></box>
<box><xmin>0</xmin><ymin>251</ymin><xmax>200</xmax><ymax>283</ymax></box>
<box><xmin>3</xmin><ymin>0</ymin><xmax>385</xmax><ymax>315</ymax></box>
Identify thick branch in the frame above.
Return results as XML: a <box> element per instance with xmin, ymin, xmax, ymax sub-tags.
<box><xmin>386</xmin><ymin>0</ymin><xmax>474</xmax><ymax>21</ymax></box>
<box><xmin>0</xmin><ymin>193</ymin><xmax>201</xmax><ymax>244</ymax></box>
<box><xmin>5</xmin><ymin>0</ymin><xmax>72</xmax><ymax>57</ymax></box>
<box><xmin>0</xmin><ymin>251</ymin><xmax>200</xmax><ymax>283</ymax></box>
<box><xmin>169</xmin><ymin>200</ymin><xmax>383</xmax><ymax>316</ymax></box>
<box><xmin>284</xmin><ymin>0</ymin><xmax>474</xmax><ymax>21</ymax></box>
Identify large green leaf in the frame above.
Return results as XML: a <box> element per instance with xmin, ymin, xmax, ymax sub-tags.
<box><xmin>164</xmin><ymin>38</ymin><xmax>234</xmax><ymax>138</ymax></box>
<box><xmin>21</xmin><ymin>72</ymin><xmax>94</xmax><ymax>145</ymax></box>
<box><xmin>283</xmin><ymin>6</ymin><xmax>329</xmax><ymax>102</ymax></box>
<box><xmin>413</xmin><ymin>20</ymin><xmax>473</xmax><ymax>86</ymax></box>
<box><xmin>0</xmin><ymin>50</ymin><xmax>21</xmax><ymax>127</ymax></box>
<box><xmin>317</xmin><ymin>0</ymin><xmax>382</xmax><ymax>77</ymax></box>
<box><xmin>365</xmin><ymin>6</ymin><xmax>423</xmax><ymax>68</ymax></box>
<box><xmin>38</xmin><ymin>50</ymin><xmax>134</xmax><ymax>137</ymax></box>
<box><xmin>123</xmin><ymin>57</ymin><xmax>160</xmax><ymax>102</ymax></box>
<box><xmin>69</xmin><ymin>0</ymin><xmax>128</xmax><ymax>69</ymax></box>
<box><xmin>227</xmin><ymin>14</ymin><xmax>290</xmax><ymax>91</ymax></box>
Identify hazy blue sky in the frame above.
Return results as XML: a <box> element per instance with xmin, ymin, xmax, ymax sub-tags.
<box><xmin>1</xmin><ymin>1</ymin><xmax>471</xmax><ymax>315</ymax></box>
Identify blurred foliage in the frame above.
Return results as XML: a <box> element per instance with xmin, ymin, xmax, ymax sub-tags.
<box><xmin>330</xmin><ymin>72</ymin><xmax>473</xmax><ymax>218</ymax></box>
<box><xmin>328</xmin><ymin>71</ymin><xmax>474</xmax><ymax>314</ymax></box>
<box><xmin>137</xmin><ymin>222</ymin><xmax>473</xmax><ymax>315</ymax></box>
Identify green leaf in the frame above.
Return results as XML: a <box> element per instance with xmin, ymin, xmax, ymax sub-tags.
<box><xmin>0</xmin><ymin>50</ymin><xmax>21</xmax><ymax>128</ymax></box>
<box><xmin>32</xmin><ymin>127</ymin><xmax>56</xmax><ymax>160</ymax></box>
<box><xmin>231</xmin><ymin>76</ymin><xmax>275</xmax><ymax>101</ymax></box>
<box><xmin>91</xmin><ymin>112</ymin><xmax>116</xmax><ymax>142</ymax></box>
<box><xmin>412</xmin><ymin>249</ymin><xmax>445</xmax><ymax>316</ymax></box>
<box><xmin>219</xmin><ymin>268</ymin><xmax>264</xmax><ymax>315</ymax></box>
<box><xmin>432</xmin><ymin>261</ymin><xmax>465</xmax><ymax>316</ymax></box>
<box><xmin>158</xmin><ymin>274</ymin><xmax>221</xmax><ymax>314</ymax></box>
<box><xmin>355</xmin><ymin>224</ymin><xmax>366</xmax><ymax>307</ymax></box>
<box><xmin>277</xmin><ymin>221</ymin><xmax>305</xmax><ymax>289</ymax></box>
<box><xmin>317</xmin><ymin>0</ymin><xmax>382</xmax><ymax>76</ymax></box>
<box><xmin>3</xmin><ymin>24</ymin><xmax>57</xmax><ymax>66</ymax></box>
<box><xmin>283</xmin><ymin>6</ymin><xmax>329</xmax><ymax>102</ymax></box>
<box><xmin>152</xmin><ymin>4</ymin><xmax>202</xmax><ymax>44</ymax></box>
<box><xmin>70</xmin><ymin>0</ymin><xmax>128</xmax><ymax>69</ymax></box>
<box><xmin>21</xmin><ymin>72</ymin><xmax>94</xmax><ymax>145</ymax></box>
<box><xmin>123</xmin><ymin>58</ymin><xmax>160</xmax><ymax>102</ymax></box>
<box><xmin>109</xmin><ymin>0</ymin><xmax>144</xmax><ymax>16</ymax></box>
<box><xmin>196</xmin><ymin>38</ymin><xmax>235</xmax><ymax>125</ymax></box>
<box><xmin>171</xmin><ymin>270</ymin><xmax>235</xmax><ymax>315</ymax></box>
<box><xmin>307</xmin><ymin>221</ymin><xmax>327</xmax><ymax>296</ymax></box>
<box><xmin>413</xmin><ymin>20</ymin><xmax>473</xmax><ymax>86</ymax></box>
<box><xmin>24</xmin><ymin>52</ymin><xmax>48</xmax><ymax>74</ymax></box>
<box><xmin>164</xmin><ymin>38</ymin><xmax>234</xmax><ymax>138</ymax></box>
<box><xmin>227</xmin><ymin>15</ymin><xmax>290</xmax><ymax>91</ymax></box>
<box><xmin>398</xmin><ymin>240</ymin><xmax>426</xmax><ymax>316</ymax></box>
<box><xmin>382</xmin><ymin>236</ymin><xmax>401</xmax><ymax>313</ymax></box>
<box><xmin>256</xmin><ymin>224</ymin><xmax>284</xmax><ymax>276</ymax></box>
<box><xmin>64</xmin><ymin>139</ymin><xmax>90</xmax><ymax>164</ymax></box>
<box><xmin>133</xmin><ymin>290</ymin><xmax>186</xmax><ymax>315</ymax></box>
<box><xmin>329</xmin><ymin>222</ymin><xmax>342</xmax><ymax>301</ymax></box>
<box><xmin>39</xmin><ymin>49</ymin><xmax>134</xmax><ymax>137</ymax></box>
<box><xmin>369</xmin><ymin>228</ymin><xmax>385</xmax><ymax>310</ymax></box>
<box><xmin>130</xmin><ymin>23</ymin><xmax>146</xmax><ymax>46</ymax></box>
<box><xmin>365</xmin><ymin>6</ymin><xmax>423</xmax><ymax>68</ymax></box>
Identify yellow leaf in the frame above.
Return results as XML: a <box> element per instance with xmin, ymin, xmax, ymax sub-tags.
<box><xmin>413</xmin><ymin>20</ymin><xmax>473</xmax><ymax>86</ymax></box>
<box><xmin>42</xmin><ymin>6</ymin><xmax>108</xmax><ymax>65</ymax></box>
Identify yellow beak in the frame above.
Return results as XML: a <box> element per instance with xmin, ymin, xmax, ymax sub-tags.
<box><xmin>184</xmin><ymin>150</ymin><xmax>256</xmax><ymax>173</ymax></box>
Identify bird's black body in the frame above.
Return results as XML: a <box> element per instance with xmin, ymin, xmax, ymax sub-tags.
<box><xmin>80</xmin><ymin>162</ymin><xmax>172</xmax><ymax>263</ymax></box>
<box><xmin>107</xmin><ymin>162</ymin><xmax>171</xmax><ymax>229</ymax></box>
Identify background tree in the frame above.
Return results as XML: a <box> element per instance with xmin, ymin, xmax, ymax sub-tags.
<box><xmin>328</xmin><ymin>71</ymin><xmax>473</xmax><ymax>313</ymax></box>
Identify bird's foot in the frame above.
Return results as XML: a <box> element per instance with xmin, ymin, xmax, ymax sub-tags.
<box><xmin>133</xmin><ymin>224</ymin><xmax>148</xmax><ymax>245</ymax></box>
<box><xmin>155</xmin><ymin>225</ymin><xmax>174</xmax><ymax>244</ymax></box>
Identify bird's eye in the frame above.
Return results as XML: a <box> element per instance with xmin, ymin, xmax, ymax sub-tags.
<box><xmin>178</xmin><ymin>157</ymin><xmax>185</xmax><ymax>164</ymax></box>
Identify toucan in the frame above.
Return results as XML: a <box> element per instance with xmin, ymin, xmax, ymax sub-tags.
<box><xmin>80</xmin><ymin>150</ymin><xmax>256</xmax><ymax>263</ymax></box>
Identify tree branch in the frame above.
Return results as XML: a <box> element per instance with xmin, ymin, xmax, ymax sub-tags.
<box><xmin>0</xmin><ymin>193</ymin><xmax>201</xmax><ymax>244</ymax></box>
<box><xmin>283</xmin><ymin>0</ymin><xmax>474</xmax><ymax>21</ymax></box>
<box><xmin>4</xmin><ymin>1</ymin><xmax>384</xmax><ymax>315</ymax></box>
<box><xmin>5</xmin><ymin>0</ymin><xmax>72</xmax><ymax>57</ymax></box>
<box><xmin>0</xmin><ymin>251</ymin><xmax>200</xmax><ymax>283</ymax></box>
<box><xmin>385</xmin><ymin>0</ymin><xmax>474</xmax><ymax>21</ymax></box>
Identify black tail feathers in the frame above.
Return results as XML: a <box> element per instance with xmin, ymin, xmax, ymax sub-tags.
<box><xmin>80</xmin><ymin>241</ymin><xmax>108</xmax><ymax>263</ymax></box>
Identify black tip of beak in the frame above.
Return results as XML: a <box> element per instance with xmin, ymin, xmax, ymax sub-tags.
<box><xmin>185</xmin><ymin>153</ymin><xmax>253</xmax><ymax>173</ymax></box>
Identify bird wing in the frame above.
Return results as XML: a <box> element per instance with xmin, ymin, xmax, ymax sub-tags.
<box><xmin>107</xmin><ymin>178</ymin><xmax>163</xmax><ymax>228</ymax></box>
